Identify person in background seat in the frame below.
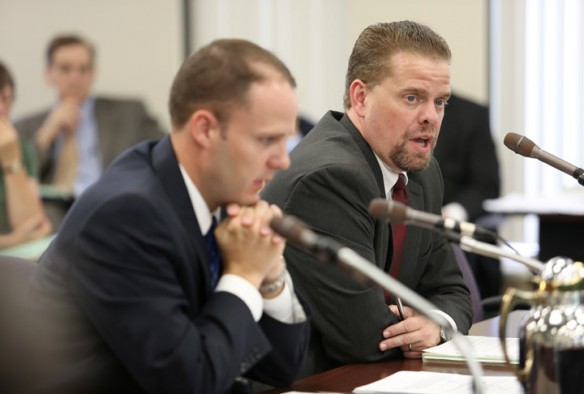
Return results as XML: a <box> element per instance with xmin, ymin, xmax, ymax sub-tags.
<box><xmin>0</xmin><ymin>61</ymin><xmax>51</xmax><ymax>249</ymax></box>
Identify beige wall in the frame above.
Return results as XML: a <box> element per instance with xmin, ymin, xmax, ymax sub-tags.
<box><xmin>0</xmin><ymin>0</ymin><xmax>488</xmax><ymax>131</ymax></box>
<box><xmin>0</xmin><ymin>0</ymin><xmax>182</xmax><ymax>130</ymax></box>
<box><xmin>348</xmin><ymin>0</ymin><xmax>489</xmax><ymax>105</ymax></box>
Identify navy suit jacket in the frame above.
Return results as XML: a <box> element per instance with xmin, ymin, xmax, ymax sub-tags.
<box><xmin>262</xmin><ymin>111</ymin><xmax>471</xmax><ymax>377</ymax></box>
<box><xmin>26</xmin><ymin>136</ymin><xmax>309</xmax><ymax>394</ymax></box>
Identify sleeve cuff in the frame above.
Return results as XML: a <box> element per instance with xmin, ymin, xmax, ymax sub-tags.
<box><xmin>215</xmin><ymin>274</ymin><xmax>263</xmax><ymax>321</ymax></box>
<box><xmin>430</xmin><ymin>309</ymin><xmax>458</xmax><ymax>332</ymax></box>
<box><xmin>263</xmin><ymin>271</ymin><xmax>307</xmax><ymax>324</ymax></box>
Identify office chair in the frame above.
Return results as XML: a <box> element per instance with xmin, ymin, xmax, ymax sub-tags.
<box><xmin>0</xmin><ymin>255</ymin><xmax>38</xmax><ymax>392</ymax></box>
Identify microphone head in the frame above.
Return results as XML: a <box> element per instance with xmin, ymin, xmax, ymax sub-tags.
<box><xmin>368</xmin><ymin>198</ymin><xmax>408</xmax><ymax>223</ymax></box>
<box><xmin>504</xmin><ymin>132</ymin><xmax>537</xmax><ymax>157</ymax></box>
<box><xmin>270</xmin><ymin>215</ymin><xmax>303</xmax><ymax>241</ymax></box>
<box><xmin>270</xmin><ymin>215</ymin><xmax>317</xmax><ymax>248</ymax></box>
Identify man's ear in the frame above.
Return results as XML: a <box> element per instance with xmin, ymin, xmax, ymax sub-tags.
<box><xmin>349</xmin><ymin>79</ymin><xmax>368</xmax><ymax>117</ymax></box>
<box><xmin>187</xmin><ymin>109</ymin><xmax>219</xmax><ymax>148</ymax></box>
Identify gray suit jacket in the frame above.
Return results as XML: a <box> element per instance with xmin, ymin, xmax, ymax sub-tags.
<box><xmin>262</xmin><ymin>111</ymin><xmax>472</xmax><ymax>376</ymax></box>
<box><xmin>15</xmin><ymin>96</ymin><xmax>165</xmax><ymax>184</ymax></box>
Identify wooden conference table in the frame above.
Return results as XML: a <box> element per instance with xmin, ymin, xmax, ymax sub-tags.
<box><xmin>262</xmin><ymin>310</ymin><xmax>526</xmax><ymax>394</ymax></box>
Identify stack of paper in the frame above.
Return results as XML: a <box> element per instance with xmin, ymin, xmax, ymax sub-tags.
<box><xmin>352</xmin><ymin>371</ymin><xmax>522</xmax><ymax>393</ymax></box>
<box><xmin>422</xmin><ymin>336</ymin><xmax>519</xmax><ymax>365</ymax></box>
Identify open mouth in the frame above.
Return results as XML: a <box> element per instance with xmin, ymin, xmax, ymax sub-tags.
<box><xmin>412</xmin><ymin>136</ymin><xmax>431</xmax><ymax>149</ymax></box>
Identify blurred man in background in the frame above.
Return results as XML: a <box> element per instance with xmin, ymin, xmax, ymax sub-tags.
<box><xmin>15</xmin><ymin>34</ymin><xmax>165</xmax><ymax>227</ymax></box>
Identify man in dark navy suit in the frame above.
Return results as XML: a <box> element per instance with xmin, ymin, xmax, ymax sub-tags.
<box><xmin>22</xmin><ymin>39</ymin><xmax>310</xmax><ymax>394</ymax></box>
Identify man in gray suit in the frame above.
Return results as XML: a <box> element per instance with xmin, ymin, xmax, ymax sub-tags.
<box><xmin>15</xmin><ymin>34</ymin><xmax>165</xmax><ymax>226</ymax></box>
<box><xmin>262</xmin><ymin>21</ymin><xmax>472</xmax><ymax>377</ymax></box>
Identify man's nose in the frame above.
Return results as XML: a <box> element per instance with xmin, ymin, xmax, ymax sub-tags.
<box><xmin>419</xmin><ymin>102</ymin><xmax>440</xmax><ymax>125</ymax></box>
<box><xmin>269</xmin><ymin>144</ymin><xmax>291</xmax><ymax>170</ymax></box>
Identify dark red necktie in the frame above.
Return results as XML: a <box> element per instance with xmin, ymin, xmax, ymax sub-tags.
<box><xmin>390</xmin><ymin>174</ymin><xmax>408</xmax><ymax>278</ymax></box>
<box><xmin>385</xmin><ymin>174</ymin><xmax>408</xmax><ymax>303</ymax></box>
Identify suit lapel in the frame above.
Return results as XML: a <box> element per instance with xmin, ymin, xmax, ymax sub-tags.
<box><xmin>339</xmin><ymin>113</ymin><xmax>386</xmax><ymax>198</ymax></box>
<box><xmin>337</xmin><ymin>112</ymin><xmax>390</xmax><ymax>270</ymax></box>
<box><xmin>151</xmin><ymin>136</ymin><xmax>213</xmax><ymax>295</ymax></box>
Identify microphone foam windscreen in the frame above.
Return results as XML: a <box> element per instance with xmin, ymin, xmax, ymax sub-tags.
<box><xmin>368</xmin><ymin>199</ymin><xmax>407</xmax><ymax>223</ymax></box>
<box><xmin>504</xmin><ymin>132</ymin><xmax>536</xmax><ymax>157</ymax></box>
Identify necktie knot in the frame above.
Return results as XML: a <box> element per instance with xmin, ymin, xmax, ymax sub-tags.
<box><xmin>392</xmin><ymin>174</ymin><xmax>407</xmax><ymax>200</ymax></box>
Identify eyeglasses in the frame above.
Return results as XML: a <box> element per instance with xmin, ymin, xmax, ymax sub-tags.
<box><xmin>52</xmin><ymin>63</ymin><xmax>93</xmax><ymax>76</ymax></box>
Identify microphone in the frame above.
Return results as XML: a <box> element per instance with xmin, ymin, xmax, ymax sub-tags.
<box><xmin>504</xmin><ymin>132</ymin><xmax>584</xmax><ymax>186</ymax></box>
<box><xmin>368</xmin><ymin>198</ymin><xmax>496</xmax><ymax>242</ymax></box>
<box><xmin>367</xmin><ymin>198</ymin><xmax>544</xmax><ymax>272</ymax></box>
<box><xmin>270</xmin><ymin>215</ymin><xmax>343</xmax><ymax>262</ymax></box>
<box><xmin>270</xmin><ymin>214</ymin><xmax>486</xmax><ymax>393</ymax></box>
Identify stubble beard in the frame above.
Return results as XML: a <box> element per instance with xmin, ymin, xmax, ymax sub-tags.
<box><xmin>390</xmin><ymin>141</ymin><xmax>433</xmax><ymax>173</ymax></box>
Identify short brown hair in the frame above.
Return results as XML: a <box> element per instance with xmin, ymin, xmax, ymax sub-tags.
<box><xmin>0</xmin><ymin>61</ymin><xmax>15</xmax><ymax>91</ymax></box>
<box><xmin>46</xmin><ymin>34</ymin><xmax>95</xmax><ymax>66</ymax></box>
<box><xmin>344</xmin><ymin>21</ymin><xmax>451</xmax><ymax>109</ymax></box>
<box><xmin>169</xmin><ymin>38</ymin><xmax>296</xmax><ymax>129</ymax></box>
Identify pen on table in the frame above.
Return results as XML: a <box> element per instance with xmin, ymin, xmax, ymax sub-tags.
<box><xmin>396</xmin><ymin>297</ymin><xmax>406</xmax><ymax>321</ymax></box>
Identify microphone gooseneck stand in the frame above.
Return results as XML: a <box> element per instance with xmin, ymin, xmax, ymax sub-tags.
<box><xmin>271</xmin><ymin>216</ymin><xmax>486</xmax><ymax>394</ymax></box>
<box><xmin>445</xmin><ymin>232</ymin><xmax>545</xmax><ymax>273</ymax></box>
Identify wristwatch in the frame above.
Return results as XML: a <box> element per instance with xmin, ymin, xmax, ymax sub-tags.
<box><xmin>259</xmin><ymin>266</ymin><xmax>287</xmax><ymax>294</ymax></box>
<box><xmin>2</xmin><ymin>160</ymin><xmax>23</xmax><ymax>174</ymax></box>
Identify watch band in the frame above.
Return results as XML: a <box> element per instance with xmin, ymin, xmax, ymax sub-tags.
<box><xmin>259</xmin><ymin>268</ymin><xmax>287</xmax><ymax>294</ymax></box>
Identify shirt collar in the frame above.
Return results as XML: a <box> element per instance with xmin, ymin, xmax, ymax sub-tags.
<box><xmin>53</xmin><ymin>96</ymin><xmax>94</xmax><ymax>111</ymax></box>
<box><xmin>80</xmin><ymin>96</ymin><xmax>95</xmax><ymax>117</ymax></box>
<box><xmin>178</xmin><ymin>164</ymin><xmax>219</xmax><ymax>235</ymax></box>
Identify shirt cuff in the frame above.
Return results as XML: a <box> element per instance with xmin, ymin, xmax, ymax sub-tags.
<box><xmin>263</xmin><ymin>271</ymin><xmax>307</xmax><ymax>324</ymax></box>
<box><xmin>215</xmin><ymin>272</ymin><xmax>307</xmax><ymax>324</ymax></box>
<box><xmin>215</xmin><ymin>274</ymin><xmax>263</xmax><ymax>321</ymax></box>
<box><xmin>430</xmin><ymin>309</ymin><xmax>458</xmax><ymax>331</ymax></box>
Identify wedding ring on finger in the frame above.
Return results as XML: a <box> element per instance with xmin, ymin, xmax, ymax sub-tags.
<box><xmin>408</xmin><ymin>343</ymin><xmax>412</xmax><ymax>352</ymax></box>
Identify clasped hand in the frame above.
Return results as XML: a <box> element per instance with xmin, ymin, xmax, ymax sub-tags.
<box><xmin>214</xmin><ymin>200</ymin><xmax>285</xmax><ymax>290</ymax></box>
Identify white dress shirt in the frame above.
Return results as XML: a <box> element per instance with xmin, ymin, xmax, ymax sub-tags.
<box><xmin>179</xmin><ymin>165</ymin><xmax>305</xmax><ymax>324</ymax></box>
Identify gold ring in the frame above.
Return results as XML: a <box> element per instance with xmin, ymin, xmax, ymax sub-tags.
<box><xmin>408</xmin><ymin>343</ymin><xmax>412</xmax><ymax>352</ymax></box>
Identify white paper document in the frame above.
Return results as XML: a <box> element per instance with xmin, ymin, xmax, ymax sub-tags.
<box><xmin>422</xmin><ymin>336</ymin><xmax>519</xmax><ymax>365</ymax></box>
<box><xmin>352</xmin><ymin>371</ymin><xmax>522</xmax><ymax>394</ymax></box>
